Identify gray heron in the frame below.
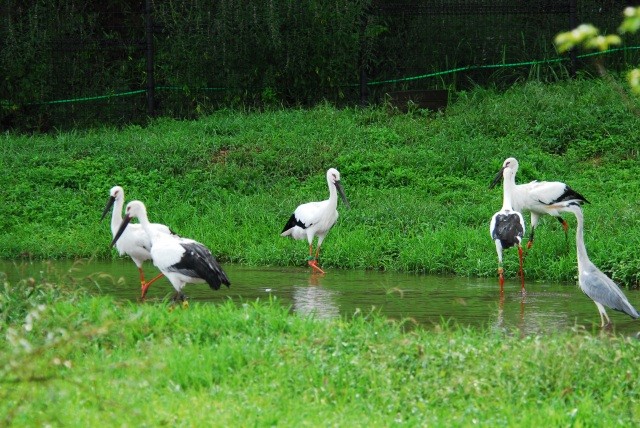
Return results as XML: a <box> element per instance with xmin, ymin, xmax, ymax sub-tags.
<box><xmin>565</xmin><ymin>203</ymin><xmax>638</xmax><ymax>327</ymax></box>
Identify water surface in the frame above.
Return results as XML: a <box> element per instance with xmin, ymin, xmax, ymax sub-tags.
<box><xmin>2</xmin><ymin>259</ymin><xmax>639</xmax><ymax>337</ymax></box>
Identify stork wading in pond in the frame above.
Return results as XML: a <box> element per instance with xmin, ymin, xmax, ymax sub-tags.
<box><xmin>489</xmin><ymin>157</ymin><xmax>589</xmax><ymax>248</ymax></box>
<box><xmin>281</xmin><ymin>168</ymin><xmax>350</xmax><ymax>274</ymax></box>
<box><xmin>564</xmin><ymin>203</ymin><xmax>639</xmax><ymax>328</ymax></box>
<box><xmin>111</xmin><ymin>200</ymin><xmax>230</xmax><ymax>305</ymax></box>
<box><xmin>490</xmin><ymin>165</ymin><xmax>526</xmax><ymax>294</ymax></box>
<box><xmin>101</xmin><ymin>186</ymin><xmax>175</xmax><ymax>298</ymax></box>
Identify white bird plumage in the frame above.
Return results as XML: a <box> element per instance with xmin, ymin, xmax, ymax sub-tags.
<box><xmin>489</xmin><ymin>166</ymin><xmax>526</xmax><ymax>293</ymax></box>
<box><xmin>281</xmin><ymin>168</ymin><xmax>349</xmax><ymax>274</ymax></box>
<box><xmin>111</xmin><ymin>200</ymin><xmax>230</xmax><ymax>304</ymax></box>
<box><xmin>101</xmin><ymin>186</ymin><xmax>174</xmax><ymax>298</ymax></box>
<box><xmin>564</xmin><ymin>203</ymin><xmax>639</xmax><ymax>328</ymax></box>
<box><xmin>490</xmin><ymin>157</ymin><xmax>589</xmax><ymax>248</ymax></box>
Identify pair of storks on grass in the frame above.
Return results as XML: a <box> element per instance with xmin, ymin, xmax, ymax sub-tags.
<box><xmin>103</xmin><ymin>168</ymin><xmax>348</xmax><ymax>304</ymax></box>
<box><xmin>489</xmin><ymin>157</ymin><xmax>638</xmax><ymax>327</ymax></box>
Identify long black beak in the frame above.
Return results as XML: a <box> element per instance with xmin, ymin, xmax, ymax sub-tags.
<box><xmin>101</xmin><ymin>196</ymin><xmax>116</xmax><ymax>221</ymax></box>
<box><xmin>489</xmin><ymin>166</ymin><xmax>506</xmax><ymax>189</ymax></box>
<box><xmin>335</xmin><ymin>181</ymin><xmax>350</xmax><ymax>208</ymax></box>
<box><xmin>111</xmin><ymin>215</ymin><xmax>132</xmax><ymax>247</ymax></box>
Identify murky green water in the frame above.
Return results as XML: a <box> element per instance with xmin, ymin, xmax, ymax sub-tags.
<box><xmin>2</xmin><ymin>259</ymin><xmax>639</xmax><ymax>336</ymax></box>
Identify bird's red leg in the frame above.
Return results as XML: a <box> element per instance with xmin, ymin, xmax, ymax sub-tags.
<box><xmin>138</xmin><ymin>267</ymin><xmax>146</xmax><ymax>289</ymax></box>
<box><xmin>307</xmin><ymin>244</ymin><xmax>325</xmax><ymax>274</ymax></box>
<box><xmin>497</xmin><ymin>266</ymin><xmax>505</xmax><ymax>293</ymax></box>
<box><xmin>141</xmin><ymin>273</ymin><xmax>165</xmax><ymax>299</ymax></box>
<box><xmin>526</xmin><ymin>228</ymin><xmax>535</xmax><ymax>250</ymax></box>
<box><xmin>518</xmin><ymin>245</ymin><xmax>526</xmax><ymax>295</ymax></box>
<box><xmin>558</xmin><ymin>217</ymin><xmax>570</xmax><ymax>243</ymax></box>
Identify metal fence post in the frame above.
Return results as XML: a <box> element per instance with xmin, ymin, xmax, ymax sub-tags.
<box><xmin>145</xmin><ymin>0</ymin><xmax>155</xmax><ymax>117</ymax></box>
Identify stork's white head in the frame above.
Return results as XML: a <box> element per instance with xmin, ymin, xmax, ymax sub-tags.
<box><xmin>111</xmin><ymin>200</ymin><xmax>149</xmax><ymax>247</ymax></box>
<box><xmin>490</xmin><ymin>157</ymin><xmax>520</xmax><ymax>189</ymax></box>
<box><xmin>502</xmin><ymin>157</ymin><xmax>519</xmax><ymax>173</ymax></box>
<box><xmin>326</xmin><ymin>168</ymin><xmax>349</xmax><ymax>208</ymax></box>
<box><xmin>125</xmin><ymin>200</ymin><xmax>147</xmax><ymax>220</ymax></box>
<box><xmin>101</xmin><ymin>185</ymin><xmax>126</xmax><ymax>221</ymax></box>
<box><xmin>327</xmin><ymin>168</ymin><xmax>341</xmax><ymax>184</ymax></box>
<box><xmin>110</xmin><ymin>185</ymin><xmax>125</xmax><ymax>201</ymax></box>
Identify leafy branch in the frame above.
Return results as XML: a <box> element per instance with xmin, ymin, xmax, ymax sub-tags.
<box><xmin>555</xmin><ymin>7</ymin><xmax>640</xmax><ymax>94</ymax></box>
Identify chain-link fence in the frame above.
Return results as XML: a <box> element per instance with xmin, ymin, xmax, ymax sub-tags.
<box><xmin>1</xmin><ymin>0</ymin><xmax>638</xmax><ymax>131</ymax></box>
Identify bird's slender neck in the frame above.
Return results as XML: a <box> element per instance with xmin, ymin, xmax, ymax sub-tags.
<box><xmin>573</xmin><ymin>208</ymin><xmax>590</xmax><ymax>270</ymax></box>
<box><xmin>502</xmin><ymin>169</ymin><xmax>518</xmax><ymax>209</ymax></box>
<box><xmin>327</xmin><ymin>178</ymin><xmax>338</xmax><ymax>208</ymax></box>
<box><xmin>135</xmin><ymin>209</ymin><xmax>156</xmax><ymax>240</ymax></box>
<box><xmin>501</xmin><ymin>178</ymin><xmax>515</xmax><ymax>211</ymax></box>
<box><xmin>111</xmin><ymin>196</ymin><xmax>125</xmax><ymax>235</ymax></box>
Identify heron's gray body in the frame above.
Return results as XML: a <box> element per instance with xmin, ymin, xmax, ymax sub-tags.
<box><xmin>567</xmin><ymin>204</ymin><xmax>638</xmax><ymax>326</ymax></box>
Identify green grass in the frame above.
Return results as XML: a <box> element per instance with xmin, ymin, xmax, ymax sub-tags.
<box><xmin>2</xmin><ymin>276</ymin><xmax>640</xmax><ymax>427</ymax></box>
<box><xmin>1</xmin><ymin>77</ymin><xmax>640</xmax><ymax>286</ymax></box>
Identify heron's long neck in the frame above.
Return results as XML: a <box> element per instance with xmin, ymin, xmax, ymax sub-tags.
<box><xmin>111</xmin><ymin>197</ymin><xmax>125</xmax><ymax>236</ymax></box>
<box><xmin>573</xmin><ymin>208</ymin><xmax>589</xmax><ymax>270</ymax></box>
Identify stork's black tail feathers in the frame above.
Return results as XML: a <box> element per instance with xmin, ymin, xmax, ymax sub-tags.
<box><xmin>281</xmin><ymin>213</ymin><xmax>306</xmax><ymax>234</ymax></box>
<box><xmin>208</xmin><ymin>266</ymin><xmax>231</xmax><ymax>290</ymax></box>
<box><xmin>554</xmin><ymin>185</ymin><xmax>590</xmax><ymax>205</ymax></box>
<box><xmin>177</xmin><ymin>242</ymin><xmax>231</xmax><ymax>291</ymax></box>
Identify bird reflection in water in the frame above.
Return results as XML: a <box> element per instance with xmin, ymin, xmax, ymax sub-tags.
<box><xmin>292</xmin><ymin>275</ymin><xmax>339</xmax><ymax>320</ymax></box>
<box><xmin>495</xmin><ymin>291</ymin><xmax>526</xmax><ymax>336</ymax></box>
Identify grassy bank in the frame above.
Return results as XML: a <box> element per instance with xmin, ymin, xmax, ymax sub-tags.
<box><xmin>1</xmin><ymin>77</ymin><xmax>640</xmax><ymax>285</ymax></box>
<box><xmin>2</xmin><ymin>277</ymin><xmax>640</xmax><ymax>426</ymax></box>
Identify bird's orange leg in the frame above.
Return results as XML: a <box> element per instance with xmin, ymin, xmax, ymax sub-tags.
<box><xmin>140</xmin><ymin>272</ymin><xmax>165</xmax><ymax>299</ymax></box>
<box><xmin>497</xmin><ymin>266</ymin><xmax>505</xmax><ymax>293</ymax></box>
<box><xmin>526</xmin><ymin>228</ymin><xmax>535</xmax><ymax>250</ymax></box>
<box><xmin>137</xmin><ymin>267</ymin><xmax>146</xmax><ymax>289</ymax></box>
<box><xmin>307</xmin><ymin>244</ymin><xmax>325</xmax><ymax>274</ymax></box>
<box><xmin>518</xmin><ymin>245</ymin><xmax>526</xmax><ymax>295</ymax></box>
<box><xmin>557</xmin><ymin>216</ymin><xmax>570</xmax><ymax>245</ymax></box>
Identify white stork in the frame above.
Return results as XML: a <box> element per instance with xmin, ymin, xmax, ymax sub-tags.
<box><xmin>281</xmin><ymin>168</ymin><xmax>349</xmax><ymax>274</ymax></box>
<box><xmin>101</xmin><ymin>186</ymin><xmax>175</xmax><ymax>298</ymax></box>
<box><xmin>111</xmin><ymin>200</ymin><xmax>230</xmax><ymax>304</ymax></box>
<box><xmin>489</xmin><ymin>157</ymin><xmax>589</xmax><ymax>248</ymax></box>
<box><xmin>490</xmin><ymin>165</ymin><xmax>526</xmax><ymax>294</ymax></box>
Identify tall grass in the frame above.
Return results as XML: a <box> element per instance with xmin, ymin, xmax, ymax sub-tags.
<box><xmin>1</xmin><ymin>78</ymin><xmax>640</xmax><ymax>285</ymax></box>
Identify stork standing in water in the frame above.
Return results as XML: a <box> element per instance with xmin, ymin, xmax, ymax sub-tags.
<box><xmin>564</xmin><ymin>203</ymin><xmax>639</xmax><ymax>328</ymax></box>
<box><xmin>281</xmin><ymin>168</ymin><xmax>349</xmax><ymax>274</ymax></box>
<box><xmin>101</xmin><ymin>186</ymin><xmax>175</xmax><ymax>298</ymax></box>
<box><xmin>111</xmin><ymin>200</ymin><xmax>230</xmax><ymax>304</ymax></box>
<box><xmin>490</xmin><ymin>166</ymin><xmax>526</xmax><ymax>294</ymax></box>
<box><xmin>489</xmin><ymin>157</ymin><xmax>589</xmax><ymax>248</ymax></box>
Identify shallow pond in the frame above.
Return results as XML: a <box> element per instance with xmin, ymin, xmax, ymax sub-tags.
<box><xmin>2</xmin><ymin>259</ymin><xmax>639</xmax><ymax>337</ymax></box>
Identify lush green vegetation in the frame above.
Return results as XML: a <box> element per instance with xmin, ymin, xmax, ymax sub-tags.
<box><xmin>4</xmin><ymin>1</ymin><xmax>636</xmax><ymax>131</ymax></box>
<box><xmin>1</xmin><ymin>274</ymin><xmax>640</xmax><ymax>426</ymax></box>
<box><xmin>2</xmin><ymin>77</ymin><xmax>640</xmax><ymax>425</ymax></box>
<box><xmin>2</xmin><ymin>77</ymin><xmax>640</xmax><ymax>287</ymax></box>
